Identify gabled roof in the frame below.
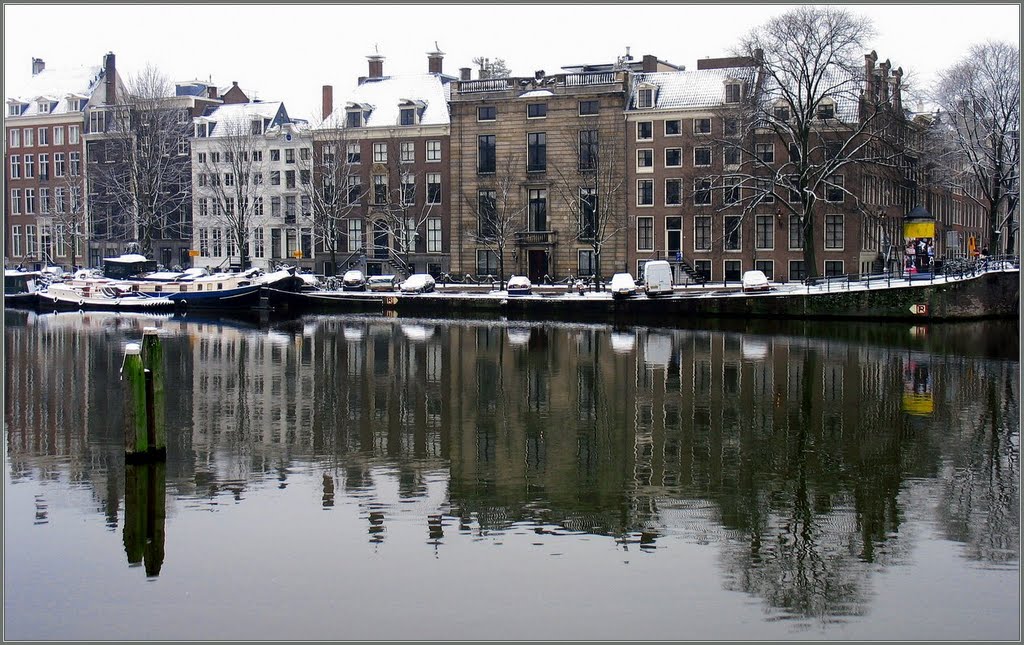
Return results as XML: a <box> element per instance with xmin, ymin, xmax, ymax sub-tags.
<box><xmin>627</xmin><ymin>67</ymin><xmax>758</xmax><ymax>112</ymax></box>
<box><xmin>7</xmin><ymin>64</ymin><xmax>106</xmax><ymax>116</ymax></box>
<box><xmin>196</xmin><ymin>101</ymin><xmax>287</xmax><ymax>137</ymax></box>
<box><xmin>320</xmin><ymin>74</ymin><xmax>450</xmax><ymax>129</ymax></box>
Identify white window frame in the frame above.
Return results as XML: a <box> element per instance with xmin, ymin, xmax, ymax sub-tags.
<box><xmin>11</xmin><ymin>225</ymin><xmax>21</xmax><ymax>257</ymax></box>
<box><xmin>348</xmin><ymin>218</ymin><xmax>363</xmax><ymax>252</ymax></box>
<box><xmin>69</xmin><ymin>125</ymin><xmax>79</xmax><ymax>144</ymax></box>
<box><xmin>693</xmin><ymin>118</ymin><xmax>711</xmax><ymax>134</ymax></box>
<box><xmin>664</xmin><ymin>178</ymin><xmax>682</xmax><ymax>206</ymax></box>
<box><xmin>637</xmin><ymin>87</ymin><xmax>654</xmax><ymax>109</ymax></box>
<box><xmin>693</xmin><ymin>146</ymin><xmax>712</xmax><ymax>167</ymax></box>
<box><xmin>824</xmin><ymin>213</ymin><xmax>845</xmax><ymax>250</ymax></box>
<box><xmin>37</xmin><ymin>127</ymin><xmax>48</xmax><ymax>146</ymax></box>
<box><xmin>637</xmin><ymin>215</ymin><xmax>654</xmax><ymax>251</ymax></box>
<box><xmin>400</xmin><ymin>141</ymin><xmax>415</xmax><ymax>163</ymax></box>
<box><xmin>636</xmin><ymin>148</ymin><xmax>654</xmax><ymax>172</ymax></box>
<box><xmin>636</xmin><ymin>121</ymin><xmax>653</xmax><ymax>141</ymax></box>
<box><xmin>426</xmin><ymin>217</ymin><xmax>442</xmax><ymax>253</ymax></box>
<box><xmin>664</xmin><ymin>119</ymin><xmax>682</xmax><ymax>136</ymax></box>
<box><xmin>372</xmin><ymin>142</ymin><xmax>387</xmax><ymax>163</ymax></box>
<box><xmin>11</xmin><ymin>189</ymin><xmax>20</xmax><ymax>214</ymax></box>
<box><xmin>9</xmin><ymin>129</ymin><xmax>19</xmax><ymax>148</ymax></box>
<box><xmin>636</xmin><ymin>179</ymin><xmax>654</xmax><ymax>207</ymax></box>
<box><xmin>426</xmin><ymin>140</ymin><xmax>441</xmax><ymax>162</ymax></box>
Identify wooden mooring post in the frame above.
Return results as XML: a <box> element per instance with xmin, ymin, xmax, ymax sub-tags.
<box><xmin>122</xmin><ymin>330</ymin><xmax>167</xmax><ymax>462</ymax></box>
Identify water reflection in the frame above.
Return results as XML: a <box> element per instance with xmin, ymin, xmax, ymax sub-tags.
<box><xmin>4</xmin><ymin>308</ymin><xmax>1019</xmax><ymax>627</ymax></box>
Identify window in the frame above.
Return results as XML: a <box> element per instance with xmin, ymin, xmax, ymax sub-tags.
<box><xmin>271</xmin><ymin>171</ymin><xmax>281</xmax><ymax>186</ymax></box>
<box><xmin>754</xmin><ymin>260</ymin><xmax>774</xmax><ymax>280</ymax></box>
<box><xmin>37</xmin><ymin>154</ymin><xmax>48</xmax><ymax>180</ymax></box>
<box><xmin>637</xmin><ymin>88</ymin><xmax>654</xmax><ymax>109</ymax></box>
<box><xmin>478</xmin><ymin>190</ymin><xmax>497</xmax><ymax>238</ymax></box>
<box><xmin>825</xmin><ymin>214</ymin><xmax>844</xmax><ymax>249</ymax></box>
<box><xmin>725</xmin><ymin>83</ymin><xmax>741</xmax><ymax>103</ymax></box>
<box><xmin>579</xmin><ymin>100</ymin><xmax>599</xmax><ymax>116</ymax></box>
<box><xmin>24</xmin><ymin>155</ymin><xmax>34</xmax><ymax>178</ymax></box>
<box><xmin>38</xmin><ymin>127</ymin><xmax>48</xmax><ymax>146</ymax></box>
<box><xmin>694</xmin><ymin>178</ymin><xmax>712</xmax><ymax>205</ymax></box>
<box><xmin>527</xmin><ymin>132</ymin><xmax>546</xmax><ymax>172</ymax></box>
<box><xmin>579</xmin><ymin>130</ymin><xmax>598</xmax><ymax>170</ymax></box>
<box><xmin>817</xmin><ymin>102</ymin><xmax>835</xmax><ymax>120</ymax></box>
<box><xmin>9</xmin><ymin>129</ymin><xmax>19</xmax><ymax>148</ymax></box>
<box><xmin>665</xmin><ymin>148</ymin><xmax>682</xmax><ymax>167</ymax></box>
<box><xmin>789</xmin><ymin>215</ymin><xmax>804</xmax><ymax>249</ymax></box>
<box><xmin>693</xmin><ymin>118</ymin><xmax>711</xmax><ymax>134</ymax></box>
<box><xmin>724</xmin><ymin>118</ymin><xmax>740</xmax><ymax>137</ymax></box>
<box><xmin>477</xmin><ymin>106</ymin><xmax>496</xmax><ymax>121</ymax></box>
<box><xmin>478</xmin><ymin>135</ymin><xmax>496</xmax><ymax>173</ymax></box>
<box><xmin>578</xmin><ymin>250</ymin><xmax>595</xmax><ymax>277</ymax></box>
<box><xmin>693</xmin><ymin>259</ymin><xmax>711</xmax><ymax>281</ymax></box>
<box><xmin>225</xmin><ymin>197</ymin><xmax>235</xmax><ymax>217</ymax></box>
<box><xmin>637</xmin><ymin>216</ymin><xmax>654</xmax><ymax>250</ymax></box>
<box><xmin>825</xmin><ymin>141</ymin><xmax>843</xmax><ymax>160</ymax></box>
<box><xmin>271</xmin><ymin>197</ymin><xmax>282</xmax><ymax>217</ymax></box>
<box><xmin>693</xmin><ymin>147</ymin><xmax>711</xmax><ymax>166</ymax></box>
<box><xmin>787</xmin><ymin>175</ymin><xmax>801</xmax><ymax>203</ymax></box>
<box><xmin>285</xmin><ymin>196</ymin><xmax>297</xmax><ymax>223</ymax></box>
<box><xmin>286</xmin><ymin>170</ymin><xmax>296</xmax><ymax>189</ymax></box>
<box><xmin>724</xmin><ymin>260</ymin><xmax>742</xmax><ymax>281</ymax></box>
<box><xmin>694</xmin><ymin>216</ymin><xmax>711</xmax><ymax>251</ymax></box>
<box><xmin>211</xmin><ymin>228</ymin><xmax>223</xmax><ymax>257</ymax></box>
<box><xmin>346</xmin><ymin>143</ymin><xmax>360</xmax><ymax>164</ymax></box>
<box><xmin>367</xmin><ymin>142</ymin><xmax>384</xmax><ymax>164</ymax></box>
<box><xmin>528</xmin><ymin>188</ymin><xmax>547</xmax><ymax>230</ymax></box>
<box><xmin>253</xmin><ymin>228</ymin><xmax>265</xmax><ymax>258</ymax></box>
<box><xmin>39</xmin><ymin>188</ymin><xmax>50</xmax><ymax>214</ymax></box>
<box><xmin>426</xmin><ymin>140</ymin><xmax>441</xmax><ymax>162</ymax></box>
<box><xmin>347</xmin><ymin>176</ymin><xmax>362</xmax><ymax>204</ymax></box>
<box><xmin>774</xmin><ymin>105</ymin><xmax>790</xmax><ymax>122</ymax></box>
<box><xmin>723</xmin><ymin>176</ymin><xmax>741</xmax><ymax>205</ymax></box>
<box><xmin>25</xmin><ymin>189</ymin><xmax>35</xmax><ymax>214</ymax></box>
<box><xmin>665</xmin><ymin>179</ymin><xmax>682</xmax><ymax>206</ymax></box>
<box><xmin>636</xmin><ymin>121</ymin><xmax>653</xmax><ymax>140</ymax></box>
<box><xmin>346</xmin><ymin>111</ymin><xmax>362</xmax><ymax>128</ymax></box>
<box><xmin>400</xmin><ymin>141</ymin><xmax>415</xmax><ymax>163</ymax></box>
<box><xmin>724</xmin><ymin>216</ymin><xmax>741</xmax><ymax>250</ymax></box>
<box><xmin>789</xmin><ymin>260</ymin><xmax>806</xmax><ymax>281</ymax></box>
<box><xmin>400</xmin><ymin>107</ymin><xmax>416</xmax><ymax>126</ymax></box>
<box><xmin>756</xmin><ymin>143</ymin><xmax>774</xmax><ymax>163</ymax></box>
<box><xmin>825</xmin><ymin>174</ymin><xmax>844</xmax><ymax>202</ymax></box>
<box><xmin>253</xmin><ymin>196</ymin><xmax>264</xmax><ymax>217</ymax></box>
<box><xmin>300</xmin><ymin>169</ymin><xmax>310</xmax><ymax>185</ymax></box>
<box><xmin>300</xmin><ymin>148</ymin><xmax>311</xmax><ymax>161</ymax></box>
<box><xmin>70</xmin><ymin>152</ymin><xmax>80</xmax><ymax>176</ymax></box>
<box><xmin>527</xmin><ymin>103</ymin><xmax>547</xmax><ymax>118</ymax></box>
<box><xmin>756</xmin><ymin>178</ymin><xmax>775</xmax><ymax>203</ymax></box>
<box><xmin>401</xmin><ymin>174</ymin><xmax>416</xmax><ymax>205</ymax></box>
<box><xmin>301</xmin><ymin>196</ymin><xmax>311</xmax><ymax>217</ymax></box>
<box><xmin>11</xmin><ymin>226</ymin><xmax>21</xmax><ymax>257</ymax></box>
<box><xmin>636</xmin><ymin>149</ymin><xmax>653</xmax><ymax>170</ymax></box>
<box><xmin>348</xmin><ymin>219</ymin><xmax>363</xmax><ymax>251</ymax></box>
<box><xmin>283</xmin><ymin>149</ymin><xmax>295</xmax><ymax>164</ymax></box>
<box><xmin>25</xmin><ymin>225</ymin><xmax>36</xmax><ymax>256</ymax></box>
<box><xmin>198</xmin><ymin>229</ymin><xmax>210</xmax><ymax>260</ymax></box>
<box><xmin>824</xmin><ymin>260</ymin><xmax>844</xmax><ymax>277</ymax></box>
<box><xmin>426</xmin><ymin>218</ymin><xmax>442</xmax><ymax>253</ymax></box>
<box><xmin>476</xmin><ymin>249</ymin><xmax>498</xmax><ymax>276</ymax></box>
<box><xmin>10</xmin><ymin>190</ymin><xmax>20</xmax><ymax>214</ymax></box>
<box><xmin>270</xmin><ymin>149</ymin><xmax>280</xmax><ymax>162</ymax></box>
<box><xmin>636</xmin><ymin>179</ymin><xmax>654</xmax><ymax>206</ymax></box>
<box><xmin>197</xmin><ymin>152</ymin><xmax>207</xmax><ymax>164</ymax></box>
<box><xmin>23</xmin><ymin>129</ymin><xmax>33</xmax><ymax>147</ymax></box>
<box><xmin>788</xmin><ymin>143</ymin><xmax>801</xmax><ymax>163</ymax></box>
<box><xmin>10</xmin><ymin>155</ymin><xmax>20</xmax><ymax>179</ymax></box>
<box><xmin>54</xmin><ymin>188</ymin><xmax>64</xmax><ymax>213</ymax></box>
<box><xmin>665</xmin><ymin>119</ymin><xmax>681</xmax><ymax>136</ymax></box>
<box><xmin>373</xmin><ymin>175</ymin><xmax>388</xmax><ymax>204</ymax></box>
<box><xmin>580</xmin><ymin>188</ymin><xmax>597</xmax><ymax>238</ymax></box>
<box><xmin>224</xmin><ymin>173</ymin><xmax>234</xmax><ymax>187</ymax></box>
<box><xmin>756</xmin><ymin>215</ymin><xmax>774</xmax><ymax>249</ymax></box>
<box><xmin>426</xmin><ymin>173</ymin><xmax>441</xmax><ymax>204</ymax></box>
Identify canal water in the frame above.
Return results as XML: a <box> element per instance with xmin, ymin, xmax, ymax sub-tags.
<box><xmin>3</xmin><ymin>309</ymin><xmax>1019</xmax><ymax>641</ymax></box>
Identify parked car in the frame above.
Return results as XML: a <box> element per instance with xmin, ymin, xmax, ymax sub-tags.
<box><xmin>367</xmin><ymin>274</ymin><xmax>400</xmax><ymax>292</ymax></box>
<box><xmin>400</xmin><ymin>273</ymin><xmax>436</xmax><ymax>294</ymax></box>
<box><xmin>741</xmin><ymin>270</ymin><xmax>771</xmax><ymax>292</ymax></box>
<box><xmin>341</xmin><ymin>269</ymin><xmax>366</xmax><ymax>291</ymax></box>
<box><xmin>643</xmin><ymin>260</ymin><xmax>673</xmax><ymax>297</ymax></box>
<box><xmin>506</xmin><ymin>275</ymin><xmax>532</xmax><ymax>296</ymax></box>
<box><xmin>610</xmin><ymin>272</ymin><xmax>638</xmax><ymax>299</ymax></box>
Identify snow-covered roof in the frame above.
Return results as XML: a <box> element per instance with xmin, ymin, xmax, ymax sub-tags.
<box><xmin>321</xmin><ymin>74</ymin><xmax>450</xmax><ymax>129</ymax></box>
<box><xmin>6</xmin><ymin>64</ymin><xmax>106</xmax><ymax>117</ymax></box>
<box><xmin>197</xmin><ymin>101</ymin><xmax>285</xmax><ymax>136</ymax></box>
<box><xmin>627</xmin><ymin>67</ymin><xmax>758</xmax><ymax>111</ymax></box>
<box><xmin>760</xmin><ymin>67</ymin><xmax>862</xmax><ymax>123</ymax></box>
<box><xmin>519</xmin><ymin>89</ymin><xmax>554</xmax><ymax>99</ymax></box>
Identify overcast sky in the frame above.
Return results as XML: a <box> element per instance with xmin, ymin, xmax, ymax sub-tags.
<box><xmin>4</xmin><ymin>3</ymin><xmax>1020</xmax><ymax>121</ymax></box>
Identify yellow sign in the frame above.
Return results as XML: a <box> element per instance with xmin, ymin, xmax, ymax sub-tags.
<box><xmin>188</xmin><ymin>250</ymin><xmax>200</xmax><ymax>257</ymax></box>
<box><xmin>902</xmin><ymin>392</ymin><xmax>934</xmax><ymax>416</ymax></box>
<box><xmin>904</xmin><ymin>221</ymin><xmax>935</xmax><ymax>238</ymax></box>
<box><xmin>292</xmin><ymin>251</ymin><xmax>303</xmax><ymax>258</ymax></box>
<box><xmin>968</xmin><ymin>236</ymin><xmax>977</xmax><ymax>255</ymax></box>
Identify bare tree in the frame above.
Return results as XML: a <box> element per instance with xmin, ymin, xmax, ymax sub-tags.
<box><xmin>733</xmin><ymin>6</ymin><xmax>906</xmax><ymax>278</ymax></box>
<box><xmin>87</xmin><ymin>65</ymin><xmax>192</xmax><ymax>258</ymax></box>
<box><xmin>931</xmin><ymin>41</ymin><xmax>1020</xmax><ymax>253</ymax></box>
<box><xmin>302</xmin><ymin>122</ymin><xmax>367</xmax><ymax>275</ymax></box>
<box><xmin>461</xmin><ymin>150</ymin><xmax>527</xmax><ymax>284</ymax></box>
<box><xmin>194</xmin><ymin>119</ymin><xmax>267</xmax><ymax>270</ymax></box>
<box><xmin>550</xmin><ymin>120</ymin><xmax>626</xmax><ymax>287</ymax></box>
<box><xmin>51</xmin><ymin>176</ymin><xmax>87</xmax><ymax>270</ymax></box>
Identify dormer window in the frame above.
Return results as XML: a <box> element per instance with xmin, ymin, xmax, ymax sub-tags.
<box><xmin>37</xmin><ymin>101</ymin><xmax>51</xmax><ymax>114</ymax></box>
<box><xmin>8</xmin><ymin>104</ymin><xmax>22</xmax><ymax>117</ymax></box>
<box><xmin>725</xmin><ymin>82</ymin><xmax>742</xmax><ymax>104</ymax></box>
<box><xmin>346</xmin><ymin>110</ymin><xmax>362</xmax><ymax>128</ymax></box>
<box><xmin>817</xmin><ymin>101</ymin><xmax>835</xmax><ymax>120</ymax></box>
<box><xmin>774</xmin><ymin>105</ymin><xmax>790</xmax><ymax>123</ymax></box>
<box><xmin>250</xmin><ymin>119</ymin><xmax>263</xmax><ymax>135</ymax></box>
<box><xmin>637</xmin><ymin>87</ymin><xmax>654</xmax><ymax>109</ymax></box>
<box><xmin>194</xmin><ymin>122</ymin><xmax>211</xmax><ymax>138</ymax></box>
<box><xmin>400</xmin><ymin>107</ymin><xmax>416</xmax><ymax>125</ymax></box>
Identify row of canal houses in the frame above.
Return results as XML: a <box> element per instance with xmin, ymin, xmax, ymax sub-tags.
<box><xmin>5</xmin><ymin>47</ymin><xmax>988</xmax><ymax>283</ymax></box>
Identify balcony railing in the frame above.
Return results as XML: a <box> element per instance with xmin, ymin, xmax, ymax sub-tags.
<box><xmin>515</xmin><ymin>230</ymin><xmax>558</xmax><ymax>245</ymax></box>
<box><xmin>564</xmin><ymin>72</ymin><xmax>617</xmax><ymax>86</ymax></box>
<box><xmin>458</xmin><ymin>79</ymin><xmax>513</xmax><ymax>93</ymax></box>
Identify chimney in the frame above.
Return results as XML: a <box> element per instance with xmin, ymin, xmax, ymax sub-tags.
<box><xmin>753</xmin><ymin>48</ymin><xmax>764</xmax><ymax>65</ymax></box>
<box><xmin>103</xmin><ymin>52</ymin><xmax>116</xmax><ymax>104</ymax></box>
<box><xmin>879</xmin><ymin>59</ymin><xmax>891</xmax><ymax>102</ymax></box>
<box><xmin>642</xmin><ymin>54</ymin><xmax>658</xmax><ymax>73</ymax></box>
<box><xmin>459</xmin><ymin>67</ymin><xmax>472</xmax><ymax>81</ymax></box>
<box><xmin>368</xmin><ymin>53</ymin><xmax>384</xmax><ymax>79</ymax></box>
<box><xmin>428</xmin><ymin>44</ymin><xmax>444</xmax><ymax>74</ymax></box>
<box><xmin>208</xmin><ymin>85</ymin><xmax>218</xmax><ymax>100</ymax></box>
<box><xmin>864</xmin><ymin>51</ymin><xmax>878</xmax><ymax>98</ymax></box>
<box><xmin>31</xmin><ymin>58</ymin><xmax>45</xmax><ymax>76</ymax></box>
<box><xmin>322</xmin><ymin>85</ymin><xmax>333</xmax><ymax>121</ymax></box>
<box><xmin>892</xmin><ymin>67</ymin><xmax>903</xmax><ymax>112</ymax></box>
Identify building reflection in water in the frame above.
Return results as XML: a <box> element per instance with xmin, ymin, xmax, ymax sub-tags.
<box><xmin>4</xmin><ymin>309</ymin><xmax>1019</xmax><ymax>621</ymax></box>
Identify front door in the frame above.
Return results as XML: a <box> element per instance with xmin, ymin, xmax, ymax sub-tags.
<box><xmin>528</xmin><ymin>250</ymin><xmax>548</xmax><ymax>283</ymax></box>
<box><xmin>373</xmin><ymin>221</ymin><xmax>389</xmax><ymax>259</ymax></box>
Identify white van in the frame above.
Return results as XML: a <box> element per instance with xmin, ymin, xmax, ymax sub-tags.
<box><xmin>642</xmin><ymin>260</ymin><xmax>673</xmax><ymax>297</ymax></box>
